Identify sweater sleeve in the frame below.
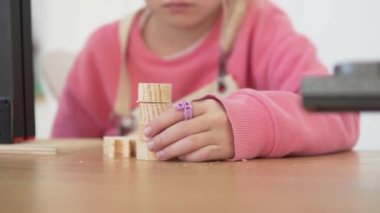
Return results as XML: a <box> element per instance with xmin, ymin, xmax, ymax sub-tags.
<box><xmin>212</xmin><ymin>3</ymin><xmax>360</xmax><ymax>160</ymax></box>
<box><xmin>51</xmin><ymin>23</ymin><xmax>119</xmax><ymax>138</ymax></box>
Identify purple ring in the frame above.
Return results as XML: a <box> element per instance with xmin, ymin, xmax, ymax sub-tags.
<box><xmin>174</xmin><ymin>100</ymin><xmax>193</xmax><ymax>120</ymax></box>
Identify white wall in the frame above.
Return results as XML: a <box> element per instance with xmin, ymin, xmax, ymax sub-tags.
<box><xmin>32</xmin><ymin>0</ymin><xmax>144</xmax><ymax>54</ymax></box>
<box><xmin>32</xmin><ymin>0</ymin><xmax>380</xmax><ymax>149</ymax></box>
<box><xmin>274</xmin><ymin>0</ymin><xmax>380</xmax><ymax>68</ymax></box>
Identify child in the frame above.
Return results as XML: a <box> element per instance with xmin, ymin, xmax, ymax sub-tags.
<box><xmin>52</xmin><ymin>0</ymin><xmax>359</xmax><ymax>162</ymax></box>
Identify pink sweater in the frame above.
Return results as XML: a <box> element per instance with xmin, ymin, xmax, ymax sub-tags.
<box><xmin>52</xmin><ymin>2</ymin><xmax>359</xmax><ymax>160</ymax></box>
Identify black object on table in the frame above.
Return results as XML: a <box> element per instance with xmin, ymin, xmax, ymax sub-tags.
<box><xmin>302</xmin><ymin>62</ymin><xmax>380</xmax><ymax>111</ymax></box>
<box><xmin>0</xmin><ymin>98</ymin><xmax>12</xmax><ymax>144</ymax></box>
<box><xmin>0</xmin><ymin>0</ymin><xmax>35</xmax><ymax>144</ymax></box>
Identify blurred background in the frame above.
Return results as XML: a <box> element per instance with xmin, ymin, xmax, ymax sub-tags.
<box><xmin>31</xmin><ymin>0</ymin><xmax>380</xmax><ymax>149</ymax></box>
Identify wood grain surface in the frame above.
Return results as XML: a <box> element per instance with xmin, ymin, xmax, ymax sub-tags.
<box><xmin>138</xmin><ymin>103</ymin><xmax>172</xmax><ymax>123</ymax></box>
<box><xmin>0</xmin><ymin>139</ymin><xmax>379</xmax><ymax>213</ymax></box>
<box><xmin>138</xmin><ymin>83</ymin><xmax>172</xmax><ymax>103</ymax></box>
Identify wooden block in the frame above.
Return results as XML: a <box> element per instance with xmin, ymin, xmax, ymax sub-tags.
<box><xmin>138</xmin><ymin>83</ymin><xmax>172</xmax><ymax>103</ymax></box>
<box><xmin>103</xmin><ymin>136</ymin><xmax>136</xmax><ymax>159</ymax></box>
<box><xmin>139</xmin><ymin>102</ymin><xmax>172</xmax><ymax>123</ymax></box>
<box><xmin>130</xmin><ymin>139</ymin><xmax>136</xmax><ymax>157</ymax></box>
<box><xmin>0</xmin><ymin>140</ymin><xmax>101</xmax><ymax>155</ymax></box>
<box><xmin>136</xmin><ymin>141</ymin><xmax>158</xmax><ymax>161</ymax></box>
<box><xmin>135</xmin><ymin>83</ymin><xmax>172</xmax><ymax>161</ymax></box>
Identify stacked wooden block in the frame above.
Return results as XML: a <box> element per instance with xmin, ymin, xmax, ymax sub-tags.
<box><xmin>137</xmin><ymin>83</ymin><xmax>172</xmax><ymax>160</ymax></box>
<box><xmin>103</xmin><ymin>83</ymin><xmax>172</xmax><ymax>161</ymax></box>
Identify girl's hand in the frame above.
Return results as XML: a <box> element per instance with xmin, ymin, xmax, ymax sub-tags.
<box><xmin>143</xmin><ymin>99</ymin><xmax>234</xmax><ymax>162</ymax></box>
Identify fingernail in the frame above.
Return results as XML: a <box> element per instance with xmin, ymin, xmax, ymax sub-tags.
<box><xmin>156</xmin><ymin>151</ymin><xmax>165</xmax><ymax>160</ymax></box>
<box><xmin>147</xmin><ymin>141</ymin><xmax>154</xmax><ymax>150</ymax></box>
<box><xmin>143</xmin><ymin>127</ymin><xmax>152</xmax><ymax>137</ymax></box>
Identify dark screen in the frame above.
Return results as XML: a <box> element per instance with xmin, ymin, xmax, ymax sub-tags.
<box><xmin>0</xmin><ymin>0</ymin><xmax>14</xmax><ymax>98</ymax></box>
<box><xmin>0</xmin><ymin>0</ymin><xmax>35</xmax><ymax>143</ymax></box>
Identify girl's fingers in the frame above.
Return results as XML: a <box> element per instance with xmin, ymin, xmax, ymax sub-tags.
<box><xmin>144</xmin><ymin>101</ymin><xmax>205</xmax><ymax>138</ymax></box>
<box><xmin>148</xmin><ymin>115</ymin><xmax>209</xmax><ymax>152</ymax></box>
<box><xmin>178</xmin><ymin>145</ymin><xmax>227</xmax><ymax>162</ymax></box>
<box><xmin>155</xmin><ymin>132</ymin><xmax>212</xmax><ymax>161</ymax></box>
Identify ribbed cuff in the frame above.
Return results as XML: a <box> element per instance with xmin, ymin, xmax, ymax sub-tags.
<box><xmin>203</xmin><ymin>91</ymin><xmax>275</xmax><ymax>161</ymax></box>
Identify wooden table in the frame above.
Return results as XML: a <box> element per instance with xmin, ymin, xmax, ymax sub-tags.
<box><xmin>0</xmin><ymin>140</ymin><xmax>379</xmax><ymax>213</ymax></box>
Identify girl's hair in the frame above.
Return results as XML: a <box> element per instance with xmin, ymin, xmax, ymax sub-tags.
<box><xmin>220</xmin><ymin>0</ymin><xmax>249</xmax><ymax>55</ymax></box>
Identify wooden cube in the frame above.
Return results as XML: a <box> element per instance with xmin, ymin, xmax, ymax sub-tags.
<box><xmin>103</xmin><ymin>136</ymin><xmax>136</xmax><ymax>159</ymax></box>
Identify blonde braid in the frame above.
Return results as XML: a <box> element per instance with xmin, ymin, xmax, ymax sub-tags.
<box><xmin>220</xmin><ymin>0</ymin><xmax>248</xmax><ymax>55</ymax></box>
